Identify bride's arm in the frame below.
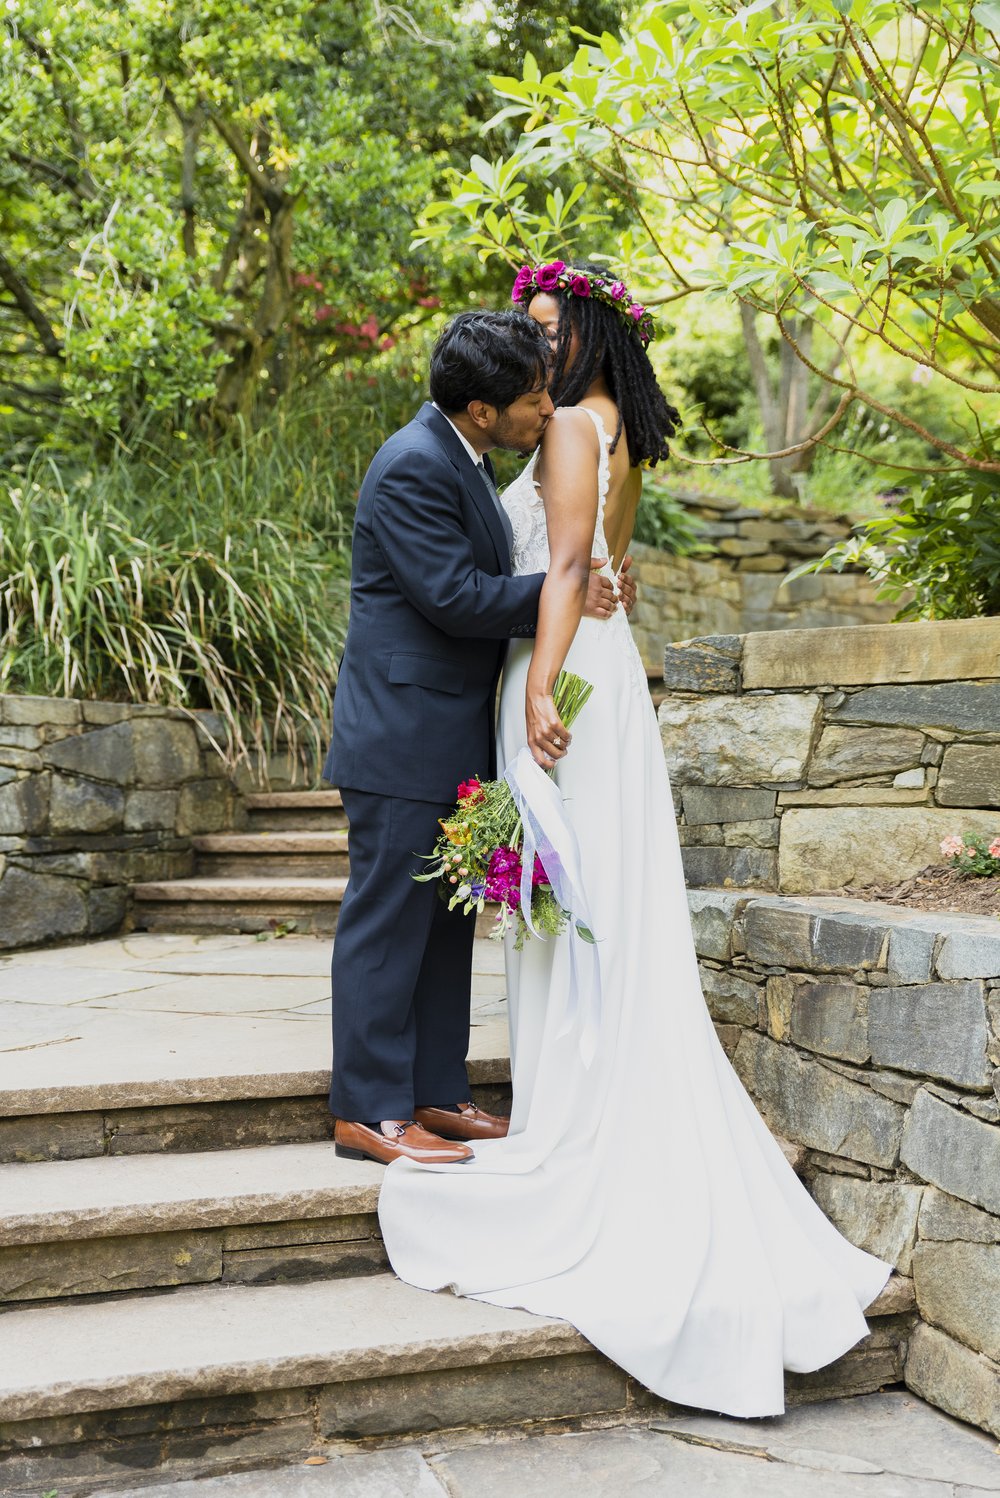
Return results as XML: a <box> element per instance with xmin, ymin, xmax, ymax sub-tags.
<box><xmin>525</xmin><ymin>409</ymin><xmax>601</xmax><ymax>769</ymax></box>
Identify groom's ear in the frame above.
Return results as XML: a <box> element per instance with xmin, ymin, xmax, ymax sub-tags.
<box><xmin>466</xmin><ymin>399</ymin><xmax>495</xmax><ymax>431</ymax></box>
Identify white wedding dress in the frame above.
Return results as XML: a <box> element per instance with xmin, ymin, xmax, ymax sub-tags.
<box><xmin>377</xmin><ymin>407</ymin><xmax>890</xmax><ymax>1418</ymax></box>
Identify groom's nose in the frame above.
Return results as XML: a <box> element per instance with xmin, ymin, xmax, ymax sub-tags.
<box><xmin>540</xmin><ymin>392</ymin><xmax>555</xmax><ymax>420</ymax></box>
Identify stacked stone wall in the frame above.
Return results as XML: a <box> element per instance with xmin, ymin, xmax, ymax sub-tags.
<box><xmin>0</xmin><ymin>698</ymin><xmax>237</xmax><ymax>949</ymax></box>
<box><xmin>690</xmin><ymin>887</ymin><xmax>1000</xmax><ymax>1437</ymax></box>
<box><xmin>660</xmin><ymin>618</ymin><xmax>1000</xmax><ymax>891</ymax></box>
<box><xmin>628</xmin><ymin>493</ymin><xmax>895</xmax><ymax>671</ymax></box>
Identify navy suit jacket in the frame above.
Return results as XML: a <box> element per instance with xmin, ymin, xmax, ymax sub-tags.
<box><xmin>324</xmin><ymin>403</ymin><xmax>544</xmax><ymax>803</ymax></box>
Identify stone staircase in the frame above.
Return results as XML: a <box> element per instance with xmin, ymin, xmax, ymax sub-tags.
<box><xmin>132</xmin><ymin>791</ymin><xmax>349</xmax><ymax>936</ymax></box>
<box><xmin>0</xmin><ymin>1077</ymin><xmax>914</xmax><ymax>1495</ymax></box>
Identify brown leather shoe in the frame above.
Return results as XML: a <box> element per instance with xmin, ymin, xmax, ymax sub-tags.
<box><xmin>333</xmin><ymin>1118</ymin><xmax>473</xmax><ymax>1166</ymax></box>
<box><xmin>413</xmin><ymin>1102</ymin><xmax>510</xmax><ymax>1142</ymax></box>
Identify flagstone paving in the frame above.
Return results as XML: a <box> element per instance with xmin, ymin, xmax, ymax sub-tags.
<box><xmin>0</xmin><ymin>933</ymin><xmax>507</xmax><ymax>1116</ymax></box>
<box><xmin>84</xmin><ymin>1392</ymin><xmax>1000</xmax><ymax>1497</ymax></box>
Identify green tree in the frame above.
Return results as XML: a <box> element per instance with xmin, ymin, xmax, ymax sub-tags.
<box><xmin>420</xmin><ymin>0</ymin><xmax>1000</xmax><ymax>493</ymax></box>
<box><xmin>0</xmin><ymin>0</ymin><xmax>473</xmax><ymax>439</ymax></box>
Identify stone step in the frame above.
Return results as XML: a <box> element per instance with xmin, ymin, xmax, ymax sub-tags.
<box><xmin>131</xmin><ymin>876</ymin><xmax>350</xmax><ymax>936</ymax></box>
<box><xmin>0</xmin><ymin>1133</ymin><xmax>917</xmax><ymax>1318</ymax></box>
<box><xmin>243</xmin><ymin>790</ymin><xmax>347</xmax><ymax>832</ymax></box>
<box><xmin>193</xmin><ymin>832</ymin><xmax>351</xmax><ymax>879</ymax></box>
<box><xmin>0</xmin><ymin>1142</ymin><xmax>387</xmax><ymax>1305</ymax></box>
<box><xmin>0</xmin><ymin>1269</ymin><xmax>915</xmax><ymax>1494</ymax></box>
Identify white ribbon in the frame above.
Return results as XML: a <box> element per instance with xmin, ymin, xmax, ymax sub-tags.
<box><xmin>503</xmin><ymin>746</ymin><xmax>601</xmax><ymax>1068</ymax></box>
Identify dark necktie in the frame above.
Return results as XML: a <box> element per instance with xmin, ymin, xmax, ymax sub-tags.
<box><xmin>477</xmin><ymin>460</ymin><xmax>514</xmax><ymax>563</ymax></box>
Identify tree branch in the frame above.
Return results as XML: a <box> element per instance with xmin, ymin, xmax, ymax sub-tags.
<box><xmin>0</xmin><ymin>248</ymin><xmax>63</xmax><ymax>360</ymax></box>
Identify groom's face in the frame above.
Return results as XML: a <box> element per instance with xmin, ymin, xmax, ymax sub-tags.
<box><xmin>488</xmin><ymin>382</ymin><xmax>555</xmax><ymax>456</ymax></box>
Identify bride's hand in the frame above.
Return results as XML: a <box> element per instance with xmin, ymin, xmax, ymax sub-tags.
<box><xmin>582</xmin><ymin>558</ymin><xmax>618</xmax><ymax>620</ymax></box>
<box><xmin>526</xmin><ymin>690</ymin><xmax>571</xmax><ymax>769</ymax></box>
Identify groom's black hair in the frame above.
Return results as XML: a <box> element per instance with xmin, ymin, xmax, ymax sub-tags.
<box><xmin>430</xmin><ymin>311</ymin><xmax>550</xmax><ymax>415</ymax></box>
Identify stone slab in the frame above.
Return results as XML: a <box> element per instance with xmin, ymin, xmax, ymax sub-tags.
<box><xmin>913</xmin><ymin>1239</ymin><xmax>1000</xmax><ymax>1362</ymax></box>
<box><xmin>789</xmin><ymin>981</ymin><xmax>870</xmax><ymax>1064</ymax></box>
<box><xmin>88</xmin><ymin>1449</ymin><xmax>448</xmax><ymax>1496</ymax></box>
<box><xmin>779</xmin><ymin>787</ymin><xmax>929</xmax><ymax>807</ymax></box>
<box><xmin>0</xmin><ymin>1228</ymin><xmax>222</xmax><ymax>1301</ymax></box>
<box><xmin>733</xmin><ymin>1031</ymin><xmax>905</xmax><ymax>1167</ymax></box>
<box><xmin>133</xmin><ymin>876</ymin><xmax>350</xmax><ymax>902</ymax></box>
<box><xmin>905</xmin><ymin>1321</ymin><xmax>1000</xmax><ymax>1440</ymax></box>
<box><xmin>868</xmin><ymin>982</ymin><xmax>991</xmax><ymax>1089</ymax></box>
<box><xmin>937</xmin><ymin>742</ymin><xmax>1000</xmax><ymax>807</ymax></box>
<box><xmin>0</xmin><ymin>1274</ymin><xmax>586</xmax><ymax>1423</ymax></box>
<box><xmin>832</xmin><ymin>680</ymin><xmax>1000</xmax><ymax>731</ymax></box>
<box><xmin>682</xmin><ymin>787</ymin><xmax>777</xmax><ymax>825</ymax></box>
<box><xmin>0</xmin><ymin>1142</ymin><xmax>383</xmax><ymax>1246</ymax></box>
<box><xmin>742</xmin><ymin>617</ymin><xmax>1000</xmax><ymax>690</ymax></box>
<box><xmin>649</xmin><ymin>1387</ymin><xmax>1000</xmax><ymax>1489</ymax></box>
<box><xmin>317</xmin><ymin>1350</ymin><xmax>626</xmax><ymax>1439</ymax></box>
<box><xmin>680</xmin><ymin>845</ymin><xmax>777</xmax><ymax>888</ymax></box>
<box><xmin>0</xmin><ymin>935</ymin><xmax>509</xmax><ymax>1117</ymax></box>
<box><xmin>779</xmin><ymin>807</ymin><xmax>1000</xmax><ymax>893</ymax></box>
<box><xmin>659</xmin><ymin>692</ymin><xmax>821</xmax><ymax>786</ymax></box>
<box><xmin>434</xmin><ymin>1424</ymin><xmax>948</xmax><ymax>1498</ymax></box>
<box><xmin>900</xmin><ymin>1088</ymin><xmax>1000</xmax><ymax>1215</ymax></box>
<box><xmin>807</xmin><ymin>727</ymin><xmax>926</xmax><ymax>788</ymax></box>
<box><xmin>936</xmin><ymin>926</ymin><xmax>1000</xmax><ymax>980</ymax></box>
<box><xmin>808</xmin><ymin>1177</ymin><xmax>923</xmax><ymax>1273</ymax></box>
<box><xmin>918</xmin><ymin>1187</ymin><xmax>1000</xmax><ymax>1243</ymax></box>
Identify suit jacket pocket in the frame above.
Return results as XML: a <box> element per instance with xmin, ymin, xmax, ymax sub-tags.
<box><xmin>387</xmin><ymin>652</ymin><xmax>465</xmax><ymax>695</ymax></box>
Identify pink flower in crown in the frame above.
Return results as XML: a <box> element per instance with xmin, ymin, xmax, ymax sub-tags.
<box><xmin>630</xmin><ymin>303</ymin><xmax>646</xmax><ymax>321</ymax></box>
<box><xmin>569</xmin><ymin>273</ymin><xmax>591</xmax><ymax>297</ymax></box>
<box><xmin>989</xmin><ymin>838</ymin><xmax>1000</xmax><ymax>859</ymax></box>
<box><xmin>610</xmin><ymin>280</ymin><xmax>628</xmax><ymax>301</ymax></box>
<box><xmin>940</xmin><ymin>835</ymin><xmax>964</xmax><ymax>858</ymax></box>
<box><xmin>534</xmin><ymin>260</ymin><xmax>566</xmax><ymax>292</ymax></box>
<box><xmin>511</xmin><ymin>265</ymin><xmax>534</xmax><ymax>302</ymax></box>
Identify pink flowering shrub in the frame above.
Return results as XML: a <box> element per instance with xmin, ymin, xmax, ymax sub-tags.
<box><xmin>940</xmin><ymin>833</ymin><xmax>1000</xmax><ymax>879</ymax></box>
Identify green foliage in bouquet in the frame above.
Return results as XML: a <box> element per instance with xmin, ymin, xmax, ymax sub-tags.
<box><xmin>414</xmin><ymin>671</ymin><xmax>594</xmax><ymax>946</ymax></box>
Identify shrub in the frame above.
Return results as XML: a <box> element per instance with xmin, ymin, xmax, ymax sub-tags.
<box><xmin>788</xmin><ymin>431</ymin><xmax>1000</xmax><ymax>621</ymax></box>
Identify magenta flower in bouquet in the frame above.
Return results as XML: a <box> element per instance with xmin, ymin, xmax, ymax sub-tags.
<box><xmin>413</xmin><ymin>670</ymin><xmax>594</xmax><ymax>946</ymax></box>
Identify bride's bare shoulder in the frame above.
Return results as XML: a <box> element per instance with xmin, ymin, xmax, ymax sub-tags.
<box><xmin>539</xmin><ymin>406</ymin><xmax>601</xmax><ymax>459</ymax></box>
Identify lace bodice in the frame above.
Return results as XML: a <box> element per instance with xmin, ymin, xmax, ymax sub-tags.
<box><xmin>501</xmin><ymin>405</ymin><xmax>612</xmax><ymax>579</ymax></box>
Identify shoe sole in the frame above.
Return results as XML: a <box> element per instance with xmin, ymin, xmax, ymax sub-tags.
<box><xmin>334</xmin><ymin>1142</ymin><xmax>474</xmax><ymax>1165</ymax></box>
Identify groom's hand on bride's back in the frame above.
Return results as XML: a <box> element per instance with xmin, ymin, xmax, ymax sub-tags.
<box><xmin>583</xmin><ymin>559</ymin><xmax>617</xmax><ymax>620</ymax></box>
<box><xmin>581</xmin><ymin>556</ymin><xmax>636</xmax><ymax>620</ymax></box>
<box><xmin>618</xmin><ymin>554</ymin><xmax>636</xmax><ymax>617</ymax></box>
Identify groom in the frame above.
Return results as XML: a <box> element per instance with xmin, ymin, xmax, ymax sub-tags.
<box><xmin>324</xmin><ymin>310</ymin><xmax>633</xmax><ymax>1167</ymax></box>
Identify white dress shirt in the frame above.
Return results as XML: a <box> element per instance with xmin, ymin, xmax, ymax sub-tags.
<box><xmin>431</xmin><ymin>402</ymin><xmax>484</xmax><ymax>469</ymax></box>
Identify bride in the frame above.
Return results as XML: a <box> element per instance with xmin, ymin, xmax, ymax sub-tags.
<box><xmin>377</xmin><ymin>260</ymin><xmax>890</xmax><ymax>1419</ymax></box>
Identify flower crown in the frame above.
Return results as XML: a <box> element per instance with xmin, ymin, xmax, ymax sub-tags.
<box><xmin>511</xmin><ymin>261</ymin><xmax>655</xmax><ymax>346</ymax></box>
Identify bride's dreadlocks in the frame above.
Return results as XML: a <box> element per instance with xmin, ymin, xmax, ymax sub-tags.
<box><xmin>519</xmin><ymin>260</ymin><xmax>680</xmax><ymax>468</ymax></box>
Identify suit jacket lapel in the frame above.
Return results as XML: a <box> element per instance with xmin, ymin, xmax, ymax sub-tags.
<box><xmin>415</xmin><ymin>403</ymin><xmax>511</xmax><ymax>574</ymax></box>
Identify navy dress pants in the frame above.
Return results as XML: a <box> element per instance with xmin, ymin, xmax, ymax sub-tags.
<box><xmin>330</xmin><ymin>788</ymin><xmax>477</xmax><ymax>1122</ymax></box>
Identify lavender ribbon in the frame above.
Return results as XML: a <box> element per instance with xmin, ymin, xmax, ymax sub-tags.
<box><xmin>503</xmin><ymin>747</ymin><xmax>601</xmax><ymax>1067</ymax></box>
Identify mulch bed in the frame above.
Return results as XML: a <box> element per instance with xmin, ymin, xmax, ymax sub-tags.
<box><xmin>832</xmin><ymin>865</ymin><xmax>1000</xmax><ymax>920</ymax></box>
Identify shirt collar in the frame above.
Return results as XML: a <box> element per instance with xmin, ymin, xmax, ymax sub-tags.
<box><xmin>431</xmin><ymin>402</ymin><xmax>485</xmax><ymax>469</ymax></box>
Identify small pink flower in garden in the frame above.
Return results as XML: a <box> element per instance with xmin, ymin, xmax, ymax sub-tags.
<box><xmin>989</xmin><ymin>838</ymin><xmax>1000</xmax><ymax>859</ymax></box>
<box><xmin>939</xmin><ymin>835</ymin><xmax>964</xmax><ymax>858</ymax></box>
<box><xmin>965</xmin><ymin>847</ymin><xmax>978</xmax><ymax>858</ymax></box>
<box><xmin>314</xmin><ymin>304</ymin><xmax>333</xmax><ymax>322</ymax></box>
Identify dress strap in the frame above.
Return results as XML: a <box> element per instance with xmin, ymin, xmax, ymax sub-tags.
<box><xmin>579</xmin><ymin>405</ymin><xmax>612</xmax><ymax>518</ymax></box>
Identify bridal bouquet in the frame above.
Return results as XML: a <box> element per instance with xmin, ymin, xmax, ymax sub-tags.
<box><xmin>414</xmin><ymin>670</ymin><xmax>595</xmax><ymax>947</ymax></box>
